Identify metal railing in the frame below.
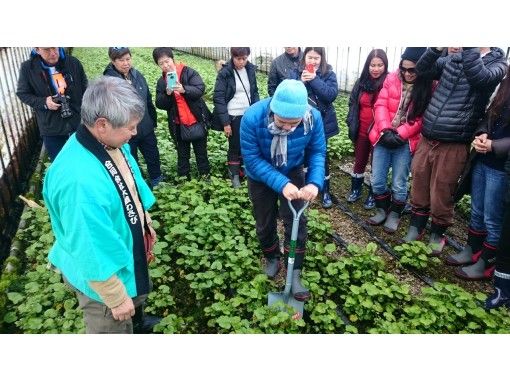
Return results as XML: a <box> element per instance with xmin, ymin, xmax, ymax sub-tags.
<box><xmin>0</xmin><ymin>47</ymin><xmax>40</xmax><ymax>257</ymax></box>
<box><xmin>175</xmin><ymin>46</ymin><xmax>510</xmax><ymax>93</ymax></box>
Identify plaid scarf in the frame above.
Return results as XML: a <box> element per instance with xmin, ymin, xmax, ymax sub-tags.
<box><xmin>392</xmin><ymin>80</ymin><xmax>414</xmax><ymax>128</ymax></box>
<box><xmin>267</xmin><ymin>107</ymin><xmax>314</xmax><ymax>167</ymax></box>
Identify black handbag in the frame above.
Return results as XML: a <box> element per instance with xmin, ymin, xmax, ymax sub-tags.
<box><xmin>180</xmin><ymin>122</ymin><xmax>207</xmax><ymax>142</ymax></box>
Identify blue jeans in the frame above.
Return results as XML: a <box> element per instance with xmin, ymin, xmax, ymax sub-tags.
<box><xmin>470</xmin><ymin>161</ymin><xmax>508</xmax><ymax>245</ymax></box>
<box><xmin>371</xmin><ymin>143</ymin><xmax>412</xmax><ymax>202</ymax></box>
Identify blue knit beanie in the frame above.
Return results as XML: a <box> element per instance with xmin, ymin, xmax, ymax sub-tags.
<box><xmin>270</xmin><ymin>79</ymin><xmax>308</xmax><ymax>119</ymax></box>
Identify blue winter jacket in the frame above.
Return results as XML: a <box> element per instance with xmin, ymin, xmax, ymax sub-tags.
<box><xmin>240</xmin><ymin>98</ymin><xmax>326</xmax><ymax>193</ymax></box>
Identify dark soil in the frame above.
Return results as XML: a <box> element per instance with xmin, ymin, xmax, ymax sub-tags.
<box><xmin>324</xmin><ymin>158</ymin><xmax>493</xmax><ymax>296</ymax></box>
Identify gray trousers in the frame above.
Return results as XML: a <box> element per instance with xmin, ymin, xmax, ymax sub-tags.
<box><xmin>64</xmin><ymin>276</ymin><xmax>147</xmax><ymax>334</ymax></box>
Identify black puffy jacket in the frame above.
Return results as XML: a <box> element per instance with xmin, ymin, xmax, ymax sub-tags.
<box><xmin>155</xmin><ymin>65</ymin><xmax>211</xmax><ymax>127</ymax></box>
<box><xmin>213</xmin><ymin>60</ymin><xmax>259</xmax><ymax>127</ymax></box>
<box><xmin>417</xmin><ymin>47</ymin><xmax>508</xmax><ymax>143</ymax></box>
<box><xmin>103</xmin><ymin>64</ymin><xmax>157</xmax><ymax>137</ymax></box>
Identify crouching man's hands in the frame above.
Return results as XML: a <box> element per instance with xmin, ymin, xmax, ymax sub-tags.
<box><xmin>299</xmin><ymin>184</ymin><xmax>319</xmax><ymax>201</ymax></box>
<box><xmin>282</xmin><ymin>183</ymin><xmax>318</xmax><ymax>201</ymax></box>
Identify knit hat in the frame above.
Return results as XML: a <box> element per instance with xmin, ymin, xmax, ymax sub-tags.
<box><xmin>270</xmin><ymin>79</ymin><xmax>308</xmax><ymax>119</ymax></box>
<box><xmin>401</xmin><ymin>47</ymin><xmax>427</xmax><ymax>63</ymax></box>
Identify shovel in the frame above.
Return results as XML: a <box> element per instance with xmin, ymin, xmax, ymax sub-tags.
<box><xmin>268</xmin><ymin>199</ymin><xmax>309</xmax><ymax>316</ymax></box>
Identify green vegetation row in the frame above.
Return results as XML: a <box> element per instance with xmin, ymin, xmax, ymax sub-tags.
<box><xmin>0</xmin><ymin>48</ymin><xmax>501</xmax><ymax>334</ymax></box>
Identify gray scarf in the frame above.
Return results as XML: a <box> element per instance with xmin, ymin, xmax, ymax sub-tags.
<box><xmin>268</xmin><ymin>107</ymin><xmax>314</xmax><ymax>167</ymax></box>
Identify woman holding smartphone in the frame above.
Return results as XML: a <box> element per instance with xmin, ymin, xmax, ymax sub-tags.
<box><xmin>153</xmin><ymin>47</ymin><xmax>211</xmax><ymax>181</ymax></box>
<box><xmin>292</xmin><ymin>47</ymin><xmax>339</xmax><ymax>208</ymax></box>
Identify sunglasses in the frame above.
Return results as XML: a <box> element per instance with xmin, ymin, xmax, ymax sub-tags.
<box><xmin>111</xmin><ymin>47</ymin><xmax>128</xmax><ymax>51</ymax></box>
<box><xmin>399</xmin><ymin>66</ymin><xmax>417</xmax><ymax>75</ymax></box>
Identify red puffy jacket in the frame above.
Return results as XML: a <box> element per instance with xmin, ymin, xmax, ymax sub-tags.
<box><xmin>369</xmin><ymin>70</ymin><xmax>424</xmax><ymax>154</ymax></box>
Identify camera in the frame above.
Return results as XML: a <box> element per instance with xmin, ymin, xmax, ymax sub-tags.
<box><xmin>306</xmin><ymin>64</ymin><xmax>315</xmax><ymax>73</ymax></box>
<box><xmin>52</xmin><ymin>93</ymin><xmax>73</xmax><ymax>119</ymax></box>
<box><xmin>166</xmin><ymin>71</ymin><xmax>178</xmax><ymax>90</ymax></box>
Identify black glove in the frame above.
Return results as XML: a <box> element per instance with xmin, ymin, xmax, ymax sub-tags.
<box><xmin>378</xmin><ymin>129</ymin><xmax>406</xmax><ymax>149</ymax></box>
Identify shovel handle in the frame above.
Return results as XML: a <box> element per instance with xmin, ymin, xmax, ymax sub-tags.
<box><xmin>283</xmin><ymin>200</ymin><xmax>309</xmax><ymax>299</ymax></box>
<box><xmin>287</xmin><ymin>199</ymin><xmax>309</xmax><ymax>247</ymax></box>
<box><xmin>287</xmin><ymin>199</ymin><xmax>309</xmax><ymax>220</ymax></box>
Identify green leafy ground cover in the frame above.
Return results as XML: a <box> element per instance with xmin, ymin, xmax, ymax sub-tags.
<box><xmin>2</xmin><ymin>48</ymin><xmax>508</xmax><ymax>333</ymax></box>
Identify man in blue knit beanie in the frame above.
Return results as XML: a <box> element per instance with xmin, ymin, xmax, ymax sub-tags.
<box><xmin>240</xmin><ymin>79</ymin><xmax>326</xmax><ymax>301</ymax></box>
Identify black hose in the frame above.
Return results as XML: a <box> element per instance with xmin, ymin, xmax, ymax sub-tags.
<box><xmin>335</xmin><ymin>198</ymin><xmax>435</xmax><ymax>287</ymax></box>
<box><xmin>337</xmin><ymin>167</ymin><xmax>464</xmax><ymax>252</ymax></box>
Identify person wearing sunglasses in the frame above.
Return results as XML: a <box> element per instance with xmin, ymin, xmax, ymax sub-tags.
<box><xmin>367</xmin><ymin>47</ymin><xmax>434</xmax><ymax>234</ymax></box>
<box><xmin>404</xmin><ymin>47</ymin><xmax>508</xmax><ymax>256</ymax></box>
<box><xmin>103</xmin><ymin>47</ymin><xmax>164</xmax><ymax>188</ymax></box>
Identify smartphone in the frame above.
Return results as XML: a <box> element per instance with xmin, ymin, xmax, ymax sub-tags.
<box><xmin>306</xmin><ymin>64</ymin><xmax>315</xmax><ymax>73</ymax></box>
<box><xmin>166</xmin><ymin>71</ymin><xmax>177</xmax><ymax>89</ymax></box>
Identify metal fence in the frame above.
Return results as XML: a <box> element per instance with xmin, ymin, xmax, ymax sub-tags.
<box><xmin>176</xmin><ymin>47</ymin><xmax>412</xmax><ymax>92</ymax></box>
<box><xmin>0</xmin><ymin>47</ymin><xmax>40</xmax><ymax>255</ymax></box>
<box><xmin>176</xmin><ymin>47</ymin><xmax>510</xmax><ymax>93</ymax></box>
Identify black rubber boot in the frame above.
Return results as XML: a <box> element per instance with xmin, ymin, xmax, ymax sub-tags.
<box><xmin>363</xmin><ymin>186</ymin><xmax>375</xmax><ymax>210</ymax></box>
<box><xmin>228</xmin><ymin>164</ymin><xmax>241</xmax><ymax>188</ymax></box>
<box><xmin>367</xmin><ymin>192</ymin><xmax>391</xmax><ymax>225</ymax></box>
<box><xmin>446</xmin><ymin>228</ymin><xmax>487</xmax><ymax>266</ymax></box>
<box><xmin>404</xmin><ymin>208</ymin><xmax>430</xmax><ymax>242</ymax></box>
<box><xmin>429</xmin><ymin>222</ymin><xmax>448</xmax><ymax>256</ymax></box>
<box><xmin>455</xmin><ymin>242</ymin><xmax>496</xmax><ymax>280</ymax></box>
<box><xmin>347</xmin><ymin>175</ymin><xmax>363</xmax><ymax>203</ymax></box>
<box><xmin>291</xmin><ymin>269</ymin><xmax>311</xmax><ymax>301</ymax></box>
<box><xmin>133</xmin><ymin>306</ymin><xmax>162</xmax><ymax>334</ymax></box>
<box><xmin>321</xmin><ymin>177</ymin><xmax>333</xmax><ymax>209</ymax></box>
<box><xmin>485</xmin><ymin>271</ymin><xmax>510</xmax><ymax>310</ymax></box>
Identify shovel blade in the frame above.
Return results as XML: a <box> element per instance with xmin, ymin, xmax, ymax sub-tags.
<box><xmin>268</xmin><ymin>292</ymin><xmax>304</xmax><ymax>316</ymax></box>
